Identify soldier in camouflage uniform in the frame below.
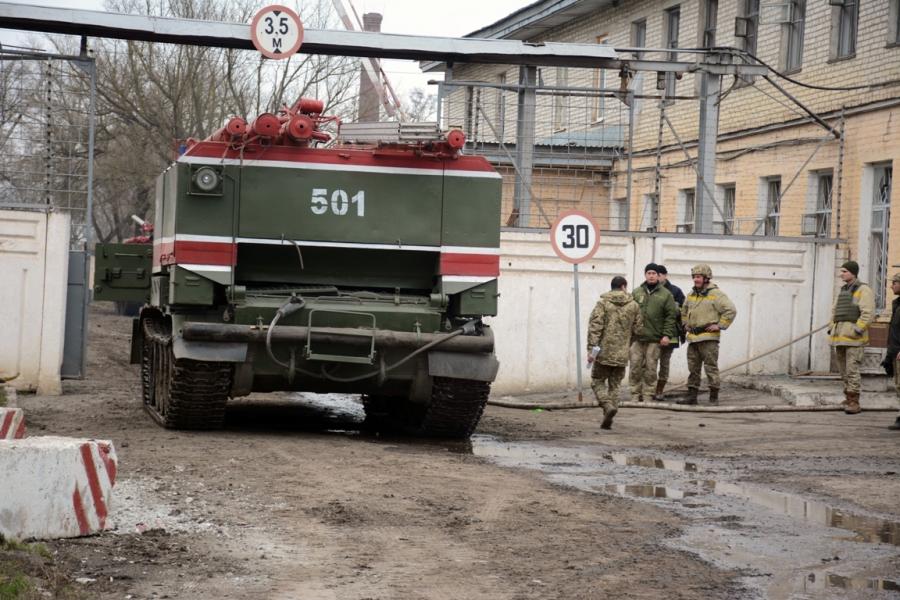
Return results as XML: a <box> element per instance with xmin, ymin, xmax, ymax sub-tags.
<box><xmin>829</xmin><ymin>260</ymin><xmax>875</xmax><ymax>415</ymax></box>
<box><xmin>629</xmin><ymin>263</ymin><xmax>677</xmax><ymax>402</ymax></box>
<box><xmin>677</xmin><ymin>264</ymin><xmax>737</xmax><ymax>405</ymax></box>
<box><xmin>587</xmin><ymin>276</ymin><xmax>643</xmax><ymax>430</ymax></box>
<box><xmin>882</xmin><ymin>272</ymin><xmax>900</xmax><ymax>430</ymax></box>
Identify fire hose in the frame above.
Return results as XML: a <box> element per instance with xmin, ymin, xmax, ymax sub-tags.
<box><xmin>488</xmin><ymin>323</ymin><xmax>898</xmax><ymax>412</ymax></box>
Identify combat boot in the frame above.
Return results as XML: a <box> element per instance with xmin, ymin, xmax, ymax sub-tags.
<box><xmin>840</xmin><ymin>391</ymin><xmax>852</xmax><ymax>409</ymax></box>
<box><xmin>708</xmin><ymin>388</ymin><xmax>719</xmax><ymax>405</ymax></box>
<box><xmin>843</xmin><ymin>392</ymin><xmax>862</xmax><ymax>414</ymax></box>
<box><xmin>601</xmin><ymin>406</ymin><xmax>618</xmax><ymax>430</ymax></box>
<box><xmin>653</xmin><ymin>380</ymin><xmax>666</xmax><ymax>401</ymax></box>
<box><xmin>676</xmin><ymin>387</ymin><xmax>699</xmax><ymax>405</ymax></box>
<box><xmin>888</xmin><ymin>417</ymin><xmax>900</xmax><ymax>430</ymax></box>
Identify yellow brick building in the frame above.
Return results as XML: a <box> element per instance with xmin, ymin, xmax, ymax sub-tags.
<box><xmin>443</xmin><ymin>0</ymin><xmax>900</xmax><ymax>307</ymax></box>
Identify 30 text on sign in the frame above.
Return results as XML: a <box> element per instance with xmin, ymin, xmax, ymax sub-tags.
<box><xmin>251</xmin><ymin>5</ymin><xmax>304</xmax><ymax>59</ymax></box>
<box><xmin>550</xmin><ymin>210</ymin><xmax>601</xmax><ymax>264</ymax></box>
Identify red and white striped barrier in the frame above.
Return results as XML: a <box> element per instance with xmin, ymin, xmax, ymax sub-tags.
<box><xmin>0</xmin><ymin>437</ymin><xmax>117</xmax><ymax>540</ymax></box>
<box><xmin>0</xmin><ymin>407</ymin><xmax>26</xmax><ymax>439</ymax></box>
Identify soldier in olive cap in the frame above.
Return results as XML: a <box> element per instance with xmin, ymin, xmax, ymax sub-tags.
<box><xmin>830</xmin><ymin>260</ymin><xmax>875</xmax><ymax>414</ymax></box>
<box><xmin>677</xmin><ymin>263</ymin><xmax>736</xmax><ymax>405</ymax></box>
<box><xmin>881</xmin><ymin>272</ymin><xmax>900</xmax><ymax>430</ymax></box>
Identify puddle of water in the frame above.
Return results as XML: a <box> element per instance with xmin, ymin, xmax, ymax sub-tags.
<box><xmin>470</xmin><ymin>436</ymin><xmax>698</xmax><ymax>474</ymax></box>
<box><xmin>609</xmin><ymin>453</ymin><xmax>699</xmax><ymax>473</ymax></box>
<box><xmin>712</xmin><ymin>481</ymin><xmax>900</xmax><ymax>547</ymax></box>
<box><xmin>602</xmin><ymin>484</ymin><xmax>698</xmax><ymax>500</ymax></box>
<box><xmin>471</xmin><ymin>436</ymin><xmax>900</xmax><ymax>549</ymax></box>
<box><xmin>803</xmin><ymin>572</ymin><xmax>900</xmax><ymax>592</ymax></box>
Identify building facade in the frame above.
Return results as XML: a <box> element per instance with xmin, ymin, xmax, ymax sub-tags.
<box><xmin>442</xmin><ymin>0</ymin><xmax>900</xmax><ymax>308</ymax></box>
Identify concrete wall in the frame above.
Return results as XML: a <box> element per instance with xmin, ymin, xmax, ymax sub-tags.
<box><xmin>489</xmin><ymin>229</ymin><xmax>836</xmax><ymax>395</ymax></box>
<box><xmin>0</xmin><ymin>209</ymin><xmax>71</xmax><ymax>395</ymax></box>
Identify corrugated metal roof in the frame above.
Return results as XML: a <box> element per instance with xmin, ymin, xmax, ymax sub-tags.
<box><xmin>466</xmin><ymin>0</ymin><xmax>617</xmax><ymax>41</ymax></box>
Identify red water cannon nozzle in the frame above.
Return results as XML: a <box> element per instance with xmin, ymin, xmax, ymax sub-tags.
<box><xmin>446</xmin><ymin>129</ymin><xmax>466</xmax><ymax>150</ymax></box>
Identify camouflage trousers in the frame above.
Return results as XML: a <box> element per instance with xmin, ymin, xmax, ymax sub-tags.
<box><xmin>894</xmin><ymin>356</ymin><xmax>900</xmax><ymax>394</ymax></box>
<box><xmin>658</xmin><ymin>345</ymin><xmax>676</xmax><ymax>383</ymax></box>
<box><xmin>687</xmin><ymin>340</ymin><xmax>720</xmax><ymax>390</ymax></box>
<box><xmin>591</xmin><ymin>364</ymin><xmax>626</xmax><ymax>411</ymax></box>
<box><xmin>629</xmin><ymin>341</ymin><xmax>661</xmax><ymax>398</ymax></box>
<box><xmin>835</xmin><ymin>345</ymin><xmax>864</xmax><ymax>394</ymax></box>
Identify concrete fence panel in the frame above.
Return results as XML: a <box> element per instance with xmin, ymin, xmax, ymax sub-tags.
<box><xmin>490</xmin><ymin>230</ymin><xmax>837</xmax><ymax>395</ymax></box>
<box><xmin>0</xmin><ymin>209</ymin><xmax>71</xmax><ymax>395</ymax></box>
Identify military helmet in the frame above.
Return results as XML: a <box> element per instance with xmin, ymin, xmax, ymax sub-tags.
<box><xmin>691</xmin><ymin>263</ymin><xmax>713</xmax><ymax>278</ymax></box>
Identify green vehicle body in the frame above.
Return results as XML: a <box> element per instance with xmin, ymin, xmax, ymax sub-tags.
<box><xmin>94</xmin><ymin>132</ymin><xmax>501</xmax><ymax>438</ymax></box>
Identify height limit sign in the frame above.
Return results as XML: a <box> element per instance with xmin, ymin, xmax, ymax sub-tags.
<box><xmin>251</xmin><ymin>5</ymin><xmax>304</xmax><ymax>59</ymax></box>
<box><xmin>550</xmin><ymin>210</ymin><xmax>601</xmax><ymax>403</ymax></box>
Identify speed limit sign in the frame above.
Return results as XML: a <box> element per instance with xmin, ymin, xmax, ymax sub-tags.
<box><xmin>550</xmin><ymin>210</ymin><xmax>601</xmax><ymax>264</ymax></box>
<box><xmin>251</xmin><ymin>5</ymin><xmax>304</xmax><ymax>60</ymax></box>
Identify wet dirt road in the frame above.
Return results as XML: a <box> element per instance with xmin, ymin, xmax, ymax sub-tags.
<box><xmin>13</xmin><ymin>307</ymin><xmax>900</xmax><ymax>599</ymax></box>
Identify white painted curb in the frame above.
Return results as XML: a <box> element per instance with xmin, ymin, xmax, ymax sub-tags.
<box><xmin>0</xmin><ymin>437</ymin><xmax>118</xmax><ymax>540</ymax></box>
<box><xmin>0</xmin><ymin>407</ymin><xmax>25</xmax><ymax>439</ymax></box>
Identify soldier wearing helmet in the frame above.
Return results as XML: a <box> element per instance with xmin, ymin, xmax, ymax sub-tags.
<box><xmin>829</xmin><ymin>260</ymin><xmax>875</xmax><ymax>415</ymax></box>
<box><xmin>677</xmin><ymin>263</ymin><xmax>737</xmax><ymax>405</ymax></box>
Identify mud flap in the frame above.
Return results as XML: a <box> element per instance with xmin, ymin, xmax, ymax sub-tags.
<box><xmin>173</xmin><ymin>337</ymin><xmax>248</xmax><ymax>363</ymax></box>
<box><xmin>427</xmin><ymin>351</ymin><xmax>499</xmax><ymax>382</ymax></box>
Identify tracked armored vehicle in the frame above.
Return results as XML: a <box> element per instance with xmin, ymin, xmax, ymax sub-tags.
<box><xmin>93</xmin><ymin>98</ymin><xmax>501</xmax><ymax>438</ymax></box>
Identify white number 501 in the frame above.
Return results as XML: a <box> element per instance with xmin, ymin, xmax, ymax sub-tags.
<box><xmin>311</xmin><ymin>188</ymin><xmax>365</xmax><ymax>216</ymax></box>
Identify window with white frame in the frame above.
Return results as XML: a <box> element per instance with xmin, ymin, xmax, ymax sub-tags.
<box><xmin>664</xmin><ymin>6</ymin><xmax>680</xmax><ymax>97</ymax></box>
<box><xmin>592</xmin><ymin>36</ymin><xmax>608</xmax><ymax>123</ymax></box>
<box><xmin>736</xmin><ymin>0</ymin><xmax>760</xmax><ymax>55</ymax></box>
<box><xmin>763</xmin><ymin>177</ymin><xmax>781</xmax><ymax>236</ymax></box>
<box><xmin>641</xmin><ymin>193</ymin><xmax>659</xmax><ymax>232</ymax></box>
<box><xmin>831</xmin><ymin>0</ymin><xmax>858</xmax><ymax>59</ymax></box>
<box><xmin>870</xmin><ymin>163</ymin><xmax>892</xmax><ymax>309</ymax></box>
<box><xmin>702</xmin><ymin>0</ymin><xmax>718</xmax><ymax>47</ymax></box>
<box><xmin>803</xmin><ymin>171</ymin><xmax>833</xmax><ymax>237</ymax></box>
<box><xmin>676</xmin><ymin>188</ymin><xmax>696</xmax><ymax>232</ymax></box>
<box><xmin>631</xmin><ymin>19</ymin><xmax>647</xmax><ymax>57</ymax></box>
<box><xmin>714</xmin><ymin>184</ymin><xmax>736</xmax><ymax>234</ymax></box>
<box><xmin>782</xmin><ymin>0</ymin><xmax>806</xmax><ymax>72</ymax></box>
<box><xmin>554</xmin><ymin>67</ymin><xmax>568</xmax><ymax>130</ymax></box>
<box><xmin>890</xmin><ymin>0</ymin><xmax>900</xmax><ymax>45</ymax></box>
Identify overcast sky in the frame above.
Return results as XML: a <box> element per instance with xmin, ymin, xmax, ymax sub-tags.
<box><xmin>0</xmin><ymin>0</ymin><xmax>532</xmax><ymax>95</ymax></box>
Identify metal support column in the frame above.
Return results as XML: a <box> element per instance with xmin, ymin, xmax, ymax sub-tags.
<box><xmin>695</xmin><ymin>70</ymin><xmax>721</xmax><ymax>234</ymax></box>
<box><xmin>513</xmin><ymin>65</ymin><xmax>536</xmax><ymax>228</ymax></box>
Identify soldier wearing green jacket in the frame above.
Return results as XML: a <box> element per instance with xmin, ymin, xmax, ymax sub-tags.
<box><xmin>677</xmin><ymin>264</ymin><xmax>737</xmax><ymax>405</ymax></box>
<box><xmin>587</xmin><ymin>276</ymin><xmax>643</xmax><ymax>430</ymax></box>
<box><xmin>629</xmin><ymin>264</ymin><xmax>677</xmax><ymax>402</ymax></box>
<box><xmin>829</xmin><ymin>260</ymin><xmax>875</xmax><ymax>415</ymax></box>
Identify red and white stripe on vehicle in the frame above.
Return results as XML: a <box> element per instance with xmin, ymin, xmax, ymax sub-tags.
<box><xmin>178</xmin><ymin>144</ymin><xmax>503</xmax><ymax>179</ymax></box>
<box><xmin>152</xmin><ymin>234</ymin><xmax>500</xmax><ymax>279</ymax></box>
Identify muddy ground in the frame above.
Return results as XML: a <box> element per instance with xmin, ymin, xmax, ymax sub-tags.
<box><xmin>7</xmin><ymin>305</ymin><xmax>900</xmax><ymax>599</ymax></box>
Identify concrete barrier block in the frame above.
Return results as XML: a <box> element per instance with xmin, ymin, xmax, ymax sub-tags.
<box><xmin>0</xmin><ymin>437</ymin><xmax>117</xmax><ymax>540</ymax></box>
<box><xmin>0</xmin><ymin>407</ymin><xmax>25</xmax><ymax>439</ymax></box>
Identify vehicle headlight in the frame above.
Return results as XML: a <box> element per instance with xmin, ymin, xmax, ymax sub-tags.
<box><xmin>194</xmin><ymin>167</ymin><xmax>220</xmax><ymax>192</ymax></box>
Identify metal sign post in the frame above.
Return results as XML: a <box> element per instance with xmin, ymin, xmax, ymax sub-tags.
<box><xmin>550</xmin><ymin>210</ymin><xmax>601</xmax><ymax>402</ymax></box>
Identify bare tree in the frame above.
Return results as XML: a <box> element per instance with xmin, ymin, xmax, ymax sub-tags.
<box><xmin>50</xmin><ymin>0</ymin><xmax>360</xmax><ymax>242</ymax></box>
<box><xmin>402</xmin><ymin>88</ymin><xmax>437</xmax><ymax>122</ymax></box>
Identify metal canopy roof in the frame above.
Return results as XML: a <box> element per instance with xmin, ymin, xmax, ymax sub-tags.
<box><xmin>0</xmin><ymin>2</ymin><xmax>620</xmax><ymax>68</ymax></box>
<box><xmin>466</xmin><ymin>0</ymin><xmax>617</xmax><ymax>41</ymax></box>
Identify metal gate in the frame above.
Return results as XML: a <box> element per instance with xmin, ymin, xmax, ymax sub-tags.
<box><xmin>0</xmin><ymin>47</ymin><xmax>96</xmax><ymax>380</ymax></box>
